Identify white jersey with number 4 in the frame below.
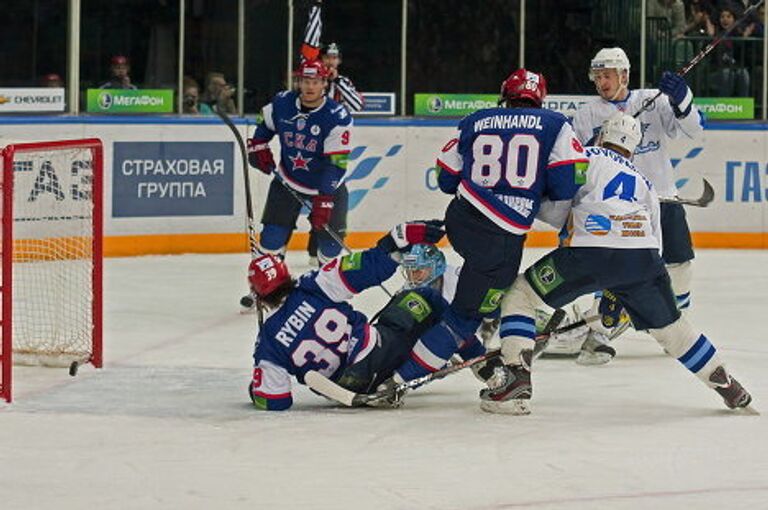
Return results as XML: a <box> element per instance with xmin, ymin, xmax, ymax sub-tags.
<box><xmin>565</xmin><ymin>146</ymin><xmax>661</xmax><ymax>251</ymax></box>
<box><xmin>572</xmin><ymin>89</ymin><xmax>703</xmax><ymax>197</ymax></box>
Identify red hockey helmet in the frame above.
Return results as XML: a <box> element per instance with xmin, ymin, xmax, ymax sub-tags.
<box><xmin>500</xmin><ymin>68</ymin><xmax>547</xmax><ymax>107</ymax></box>
<box><xmin>248</xmin><ymin>254</ymin><xmax>291</xmax><ymax>298</ymax></box>
<box><xmin>296</xmin><ymin>59</ymin><xmax>329</xmax><ymax>80</ymax></box>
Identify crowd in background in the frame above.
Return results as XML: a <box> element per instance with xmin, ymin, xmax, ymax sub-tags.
<box><xmin>1</xmin><ymin>0</ymin><xmax>767</xmax><ymax>116</ymax></box>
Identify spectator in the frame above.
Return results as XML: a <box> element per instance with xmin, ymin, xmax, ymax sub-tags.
<box><xmin>181</xmin><ymin>76</ymin><xmax>201</xmax><ymax>114</ymax></box>
<box><xmin>199</xmin><ymin>72</ymin><xmax>237</xmax><ymax>115</ymax></box>
<box><xmin>743</xmin><ymin>4</ymin><xmax>765</xmax><ymax>37</ymax></box>
<box><xmin>99</xmin><ymin>55</ymin><xmax>138</xmax><ymax>90</ymax></box>
<box><xmin>41</xmin><ymin>73</ymin><xmax>63</xmax><ymax>88</ymax></box>
<box><xmin>709</xmin><ymin>6</ymin><xmax>751</xmax><ymax>97</ymax></box>
<box><xmin>683</xmin><ymin>0</ymin><xmax>717</xmax><ymax>36</ymax></box>
<box><xmin>648</xmin><ymin>0</ymin><xmax>687</xmax><ymax>38</ymax></box>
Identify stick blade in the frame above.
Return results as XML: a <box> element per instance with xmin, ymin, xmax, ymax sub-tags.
<box><xmin>305</xmin><ymin>370</ymin><xmax>357</xmax><ymax>407</ymax></box>
<box><xmin>699</xmin><ymin>178</ymin><xmax>715</xmax><ymax>206</ymax></box>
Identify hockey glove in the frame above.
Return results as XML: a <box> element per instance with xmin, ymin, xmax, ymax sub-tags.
<box><xmin>376</xmin><ymin>220</ymin><xmax>445</xmax><ymax>253</ymax></box>
<box><xmin>247</xmin><ymin>138</ymin><xmax>275</xmax><ymax>175</ymax></box>
<box><xmin>658</xmin><ymin>72</ymin><xmax>692</xmax><ymax>115</ymax></box>
<box><xmin>309</xmin><ymin>194</ymin><xmax>334</xmax><ymax>231</ymax></box>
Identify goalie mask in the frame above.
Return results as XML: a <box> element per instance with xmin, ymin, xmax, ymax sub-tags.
<box><xmin>401</xmin><ymin>245</ymin><xmax>447</xmax><ymax>289</ymax></box>
<box><xmin>248</xmin><ymin>254</ymin><xmax>291</xmax><ymax>298</ymax></box>
<box><xmin>500</xmin><ymin>68</ymin><xmax>547</xmax><ymax>108</ymax></box>
<box><xmin>598</xmin><ymin>113</ymin><xmax>642</xmax><ymax>156</ymax></box>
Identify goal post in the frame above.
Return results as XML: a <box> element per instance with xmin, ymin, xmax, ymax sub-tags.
<box><xmin>1</xmin><ymin>138</ymin><xmax>103</xmax><ymax>403</ymax></box>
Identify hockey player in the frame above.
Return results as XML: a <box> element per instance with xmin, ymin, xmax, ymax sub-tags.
<box><xmin>483</xmin><ymin>113</ymin><xmax>752</xmax><ymax>415</ymax></box>
<box><xmin>300</xmin><ymin>0</ymin><xmax>364</xmax><ymax>266</ymax></box>
<box><xmin>573</xmin><ymin>48</ymin><xmax>703</xmax><ymax>310</ymax></box>
<box><xmin>247</xmin><ymin>59</ymin><xmax>352</xmax><ymax>265</ymax></box>
<box><xmin>247</xmin><ymin>221</ymin><xmax>447</xmax><ymax>411</ymax></box>
<box><xmin>386</xmin><ymin>69</ymin><xmax>589</xmax><ymax>389</ymax></box>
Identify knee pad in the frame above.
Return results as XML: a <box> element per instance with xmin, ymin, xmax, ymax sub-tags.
<box><xmin>666</xmin><ymin>261</ymin><xmax>692</xmax><ymax>310</ymax></box>
<box><xmin>259</xmin><ymin>224</ymin><xmax>291</xmax><ymax>254</ymax></box>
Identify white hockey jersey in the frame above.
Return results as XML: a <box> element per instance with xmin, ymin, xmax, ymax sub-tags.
<box><xmin>565</xmin><ymin>146</ymin><xmax>661</xmax><ymax>250</ymax></box>
<box><xmin>572</xmin><ymin>89</ymin><xmax>704</xmax><ymax>197</ymax></box>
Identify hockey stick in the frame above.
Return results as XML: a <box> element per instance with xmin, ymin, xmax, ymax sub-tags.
<box><xmin>213</xmin><ymin>106</ymin><xmax>265</xmax><ymax>325</ymax></box>
<box><xmin>266</xmin><ymin>167</ymin><xmax>395</xmax><ymax>298</ymax></box>
<box><xmin>635</xmin><ymin>0</ymin><xmax>764</xmax><ymax>118</ymax></box>
<box><xmin>306</xmin><ymin>309</ymin><xmax>568</xmax><ymax>407</ymax></box>
<box><xmin>214</xmin><ymin>107</ymin><xmax>259</xmax><ymax>256</ymax></box>
<box><xmin>659</xmin><ymin>178</ymin><xmax>715</xmax><ymax>207</ymax></box>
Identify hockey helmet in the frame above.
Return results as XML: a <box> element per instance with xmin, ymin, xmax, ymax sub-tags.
<box><xmin>322</xmin><ymin>42</ymin><xmax>342</xmax><ymax>58</ymax></box>
<box><xmin>401</xmin><ymin>245</ymin><xmax>447</xmax><ymax>289</ymax></box>
<box><xmin>500</xmin><ymin>69</ymin><xmax>547</xmax><ymax>108</ymax></box>
<box><xmin>248</xmin><ymin>254</ymin><xmax>291</xmax><ymax>298</ymax></box>
<box><xmin>598</xmin><ymin>113</ymin><xmax>642</xmax><ymax>156</ymax></box>
<box><xmin>589</xmin><ymin>47</ymin><xmax>630</xmax><ymax>80</ymax></box>
<box><xmin>296</xmin><ymin>59</ymin><xmax>329</xmax><ymax>80</ymax></box>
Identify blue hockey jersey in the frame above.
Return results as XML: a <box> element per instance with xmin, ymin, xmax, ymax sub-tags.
<box><xmin>250</xmin><ymin>247</ymin><xmax>398</xmax><ymax>411</ymax></box>
<box><xmin>436</xmin><ymin>107</ymin><xmax>589</xmax><ymax>234</ymax></box>
<box><xmin>253</xmin><ymin>90</ymin><xmax>353</xmax><ymax>195</ymax></box>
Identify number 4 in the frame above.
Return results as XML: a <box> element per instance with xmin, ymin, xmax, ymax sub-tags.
<box><xmin>602</xmin><ymin>172</ymin><xmax>637</xmax><ymax>202</ymax></box>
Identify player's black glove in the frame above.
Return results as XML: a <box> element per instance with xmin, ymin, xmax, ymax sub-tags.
<box><xmin>377</xmin><ymin>220</ymin><xmax>445</xmax><ymax>254</ymax></box>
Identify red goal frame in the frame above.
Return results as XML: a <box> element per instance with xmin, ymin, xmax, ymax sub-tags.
<box><xmin>1</xmin><ymin>139</ymin><xmax>103</xmax><ymax>403</ymax></box>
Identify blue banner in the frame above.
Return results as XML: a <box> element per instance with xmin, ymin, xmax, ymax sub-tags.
<box><xmin>358</xmin><ymin>93</ymin><xmax>396</xmax><ymax>115</ymax></box>
<box><xmin>112</xmin><ymin>141</ymin><xmax>234</xmax><ymax>217</ymax></box>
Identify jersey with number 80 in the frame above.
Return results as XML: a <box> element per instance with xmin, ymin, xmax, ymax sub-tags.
<box><xmin>436</xmin><ymin>107</ymin><xmax>588</xmax><ymax>234</ymax></box>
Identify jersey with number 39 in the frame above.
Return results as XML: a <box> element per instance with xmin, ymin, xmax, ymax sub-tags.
<box><xmin>436</xmin><ymin>107</ymin><xmax>589</xmax><ymax>234</ymax></box>
<box><xmin>565</xmin><ymin>146</ymin><xmax>661</xmax><ymax>250</ymax></box>
<box><xmin>250</xmin><ymin>247</ymin><xmax>398</xmax><ymax>411</ymax></box>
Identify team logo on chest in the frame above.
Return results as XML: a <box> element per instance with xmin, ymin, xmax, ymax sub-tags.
<box><xmin>297</xmin><ymin>118</ymin><xmax>306</xmax><ymax>131</ymax></box>
<box><xmin>311</xmin><ymin>125</ymin><xmax>321</xmax><ymax>136</ymax></box>
<box><xmin>289</xmin><ymin>152</ymin><xmax>312</xmax><ymax>170</ymax></box>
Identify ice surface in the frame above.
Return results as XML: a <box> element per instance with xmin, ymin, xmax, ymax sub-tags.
<box><xmin>2</xmin><ymin>248</ymin><xmax>767</xmax><ymax>510</ymax></box>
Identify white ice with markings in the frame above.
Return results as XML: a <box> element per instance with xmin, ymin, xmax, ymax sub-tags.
<box><xmin>2</xmin><ymin>248</ymin><xmax>767</xmax><ymax>510</ymax></box>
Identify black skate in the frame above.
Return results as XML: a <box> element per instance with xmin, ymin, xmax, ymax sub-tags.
<box><xmin>479</xmin><ymin>350</ymin><xmax>532</xmax><ymax>415</ymax></box>
<box><xmin>709</xmin><ymin>366</ymin><xmax>752</xmax><ymax>410</ymax></box>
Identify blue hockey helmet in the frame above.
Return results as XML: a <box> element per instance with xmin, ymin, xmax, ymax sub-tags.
<box><xmin>401</xmin><ymin>244</ymin><xmax>446</xmax><ymax>289</ymax></box>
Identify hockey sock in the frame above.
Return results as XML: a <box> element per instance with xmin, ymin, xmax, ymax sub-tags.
<box><xmin>396</xmin><ymin>308</ymin><xmax>480</xmax><ymax>381</ymax></box>
<box><xmin>649</xmin><ymin>317</ymin><xmax>723</xmax><ymax>384</ymax></box>
<box><xmin>667</xmin><ymin>261</ymin><xmax>692</xmax><ymax>311</ymax></box>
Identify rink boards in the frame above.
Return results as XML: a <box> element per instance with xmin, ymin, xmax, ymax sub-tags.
<box><xmin>1</xmin><ymin>116</ymin><xmax>766</xmax><ymax>255</ymax></box>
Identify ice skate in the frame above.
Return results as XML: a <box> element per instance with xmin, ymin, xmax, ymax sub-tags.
<box><xmin>708</xmin><ymin>366</ymin><xmax>754</xmax><ymax>411</ymax></box>
<box><xmin>479</xmin><ymin>350</ymin><xmax>532</xmax><ymax>415</ymax></box>
<box><xmin>576</xmin><ymin>330</ymin><xmax>616</xmax><ymax>366</ymax></box>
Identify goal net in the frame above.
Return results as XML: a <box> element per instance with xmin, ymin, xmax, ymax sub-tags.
<box><xmin>1</xmin><ymin>139</ymin><xmax>103</xmax><ymax>403</ymax></box>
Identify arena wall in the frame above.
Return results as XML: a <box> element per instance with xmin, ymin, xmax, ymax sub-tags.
<box><xmin>1</xmin><ymin>116</ymin><xmax>766</xmax><ymax>256</ymax></box>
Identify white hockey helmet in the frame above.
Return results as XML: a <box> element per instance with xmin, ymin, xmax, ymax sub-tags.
<box><xmin>588</xmin><ymin>47</ymin><xmax>631</xmax><ymax>81</ymax></box>
<box><xmin>598</xmin><ymin>113</ymin><xmax>642</xmax><ymax>155</ymax></box>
